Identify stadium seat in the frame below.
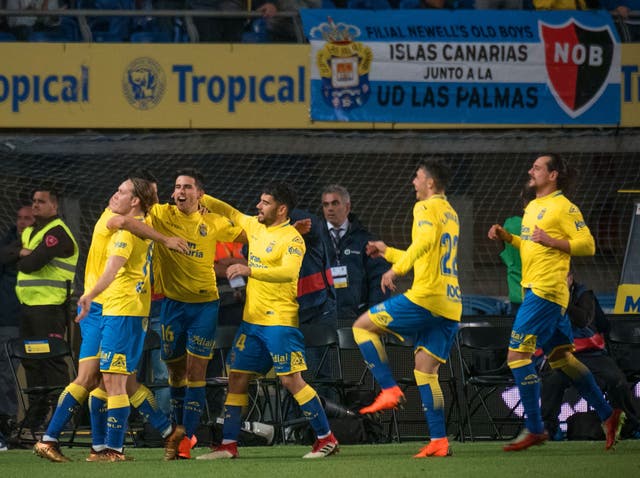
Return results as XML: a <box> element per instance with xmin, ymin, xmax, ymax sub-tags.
<box><xmin>139</xmin><ymin>328</ymin><xmax>166</xmax><ymax>389</ymax></box>
<box><xmin>5</xmin><ymin>336</ymin><xmax>78</xmax><ymax>445</ymax></box>
<box><xmin>606</xmin><ymin>315</ymin><xmax>640</xmax><ymax>386</ymax></box>
<box><xmin>79</xmin><ymin>0</ymin><xmax>134</xmax><ymax>42</ymax></box>
<box><xmin>398</xmin><ymin>0</ymin><xmax>421</xmax><ymax>8</ymax></box>
<box><xmin>347</xmin><ymin>0</ymin><xmax>392</xmax><ymax>8</ymax></box>
<box><xmin>0</xmin><ymin>31</ymin><xmax>18</xmax><ymax>42</ymax></box>
<box><xmin>333</xmin><ymin>327</ymin><xmax>375</xmax><ymax>404</ymax></box>
<box><xmin>130</xmin><ymin>31</ymin><xmax>173</xmax><ymax>43</ymax></box>
<box><xmin>595</xmin><ymin>293</ymin><xmax>616</xmax><ymax>314</ymax></box>
<box><xmin>462</xmin><ymin>295</ymin><xmax>509</xmax><ymax>316</ymax></box>
<box><xmin>383</xmin><ymin>333</ymin><xmax>464</xmax><ymax>442</ymax></box>
<box><xmin>27</xmin><ymin>30</ymin><xmax>74</xmax><ymax>42</ymax></box>
<box><xmin>204</xmin><ymin>325</ymin><xmax>239</xmax><ymax>426</ymax></box>
<box><xmin>278</xmin><ymin>323</ymin><xmax>341</xmax><ymax>442</ymax></box>
<box><xmin>241</xmin><ymin>19</ymin><xmax>270</xmax><ymax>44</ymax></box>
<box><xmin>455</xmin><ymin>322</ymin><xmax>522</xmax><ymax>440</ymax></box>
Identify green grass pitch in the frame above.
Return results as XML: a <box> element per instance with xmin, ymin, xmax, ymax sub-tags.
<box><xmin>2</xmin><ymin>440</ymin><xmax>639</xmax><ymax>478</ymax></box>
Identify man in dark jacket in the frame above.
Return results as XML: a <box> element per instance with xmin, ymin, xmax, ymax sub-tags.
<box><xmin>0</xmin><ymin>205</ymin><xmax>34</xmax><ymax>437</ymax></box>
<box><xmin>290</xmin><ymin>209</ymin><xmax>337</xmax><ymax>410</ymax></box>
<box><xmin>321</xmin><ymin>185</ymin><xmax>391</xmax><ymax>328</ymax></box>
<box><xmin>3</xmin><ymin>190</ymin><xmax>78</xmax><ymax>432</ymax></box>
<box><xmin>541</xmin><ymin>270</ymin><xmax>640</xmax><ymax>439</ymax></box>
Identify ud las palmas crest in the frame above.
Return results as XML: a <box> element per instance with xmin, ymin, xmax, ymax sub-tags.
<box><xmin>312</xmin><ymin>18</ymin><xmax>373</xmax><ymax>113</ymax></box>
<box><xmin>539</xmin><ymin>18</ymin><xmax>615</xmax><ymax>119</ymax></box>
<box><xmin>122</xmin><ymin>57</ymin><xmax>167</xmax><ymax>110</ymax></box>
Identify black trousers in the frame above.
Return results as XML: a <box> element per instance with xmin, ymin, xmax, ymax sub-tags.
<box><xmin>18</xmin><ymin>304</ymin><xmax>69</xmax><ymax>427</ymax></box>
<box><xmin>541</xmin><ymin>352</ymin><xmax>640</xmax><ymax>436</ymax></box>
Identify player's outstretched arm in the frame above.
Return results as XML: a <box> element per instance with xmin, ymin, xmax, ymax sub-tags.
<box><xmin>292</xmin><ymin>218</ymin><xmax>312</xmax><ymax>236</ymax></box>
<box><xmin>200</xmin><ymin>194</ymin><xmax>248</xmax><ymax>230</ymax></box>
<box><xmin>75</xmin><ymin>254</ymin><xmax>126</xmax><ymax>322</ymax></box>
<box><xmin>366</xmin><ymin>241</ymin><xmax>387</xmax><ymax>259</ymax></box>
<box><xmin>106</xmin><ymin>215</ymin><xmax>189</xmax><ymax>253</ymax></box>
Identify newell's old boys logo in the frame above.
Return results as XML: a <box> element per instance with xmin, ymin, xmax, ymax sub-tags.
<box><xmin>540</xmin><ymin>19</ymin><xmax>615</xmax><ymax>118</ymax></box>
<box><xmin>310</xmin><ymin>18</ymin><xmax>372</xmax><ymax>112</ymax></box>
<box><xmin>123</xmin><ymin>57</ymin><xmax>166</xmax><ymax>110</ymax></box>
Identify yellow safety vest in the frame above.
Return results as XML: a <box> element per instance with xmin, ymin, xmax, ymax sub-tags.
<box><xmin>16</xmin><ymin>218</ymin><xmax>79</xmax><ymax>306</ymax></box>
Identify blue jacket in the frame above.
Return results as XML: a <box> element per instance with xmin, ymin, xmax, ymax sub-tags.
<box><xmin>290</xmin><ymin>209</ymin><xmax>337</xmax><ymax>321</ymax></box>
<box><xmin>322</xmin><ymin>214</ymin><xmax>391</xmax><ymax>323</ymax></box>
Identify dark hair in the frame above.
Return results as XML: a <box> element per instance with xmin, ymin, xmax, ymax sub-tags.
<box><xmin>129</xmin><ymin>169</ymin><xmax>158</xmax><ymax>185</ymax></box>
<box><xmin>541</xmin><ymin>153</ymin><xmax>577</xmax><ymax>196</ymax></box>
<box><xmin>263</xmin><ymin>182</ymin><xmax>297</xmax><ymax>213</ymax></box>
<box><xmin>175</xmin><ymin>168</ymin><xmax>205</xmax><ymax>190</ymax></box>
<box><xmin>33</xmin><ymin>187</ymin><xmax>61</xmax><ymax>204</ymax></box>
<box><xmin>417</xmin><ymin>159</ymin><xmax>452</xmax><ymax>192</ymax></box>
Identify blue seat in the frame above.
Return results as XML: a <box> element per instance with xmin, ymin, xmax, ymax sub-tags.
<box><xmin>0</xmin><ymin>32</ymin><xmax>17</xmax><ymax>42</ymax></box>
<box><xmin>27</xmin><ymin>31</ymin><xmax>66</xmax><ymax>42</ymax></box>
<box><xmin>322</xmin><ymin>0</ymin><xmax>337</xmax><ymax>6</ymax></box>
<box><xmin>398</xmin><ymin>0</ymin><xmax>421</xmax><ymax>7</ymax></box>
<box><xmin>462</xmin><ymin>295</ymin><xmax>509</xmax><ymax>316</ymax></box>
<box><xmin>79</xmin><ymin>0</ymin><xmax>134</xmax><ymax>42</ymax></box>
<box><xmin>130</xmin><ymin>31</ymin><xmax>172</xmax><ymax>43</ymax></box>
<box><xmin>27</xmin><ymin>17</ymin><xmax>81</xmax><ymax>43</ymax></box>
<box><xmin>347</xmin><ymin>0</ymin><xmax>392</xmax><ymax>8</ymax></box>
<box><xmin>241</xmin><ymin>19</ymin><xmax>270</xmax><ymax>44</ymax></box>
<box><xmin>92</xmin><ymin>31</ymin><xmax>128</xmax><ymax>42</ymax></box>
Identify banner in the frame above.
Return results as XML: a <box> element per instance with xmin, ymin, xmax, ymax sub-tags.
<box><xmin>300</xmin><ymin>10</ymin><xmax>621</xmax><ymax>124</ymax></box>
<box><xmin>0</xmin><ymin>44</ymin><xmax>311</xmax><ymax>129</ymax></box>
<box><xmin>621</xmin><ymin>43</ymin><xmax>640</xmax><ymax>126</ymax></box>
<box><xmin>0</xmin><ymin>35</ymin><xmax>635</xmax><ymax>129</ymax></box>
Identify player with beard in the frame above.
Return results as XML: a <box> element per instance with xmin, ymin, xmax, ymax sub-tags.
<box><xmin>109</xmin><ymin>169</ymin><xmax>243</xmax><ymax>458</ymax></box>
<box><xmin>196</xmin><ymin>182</ymin><xmax>339</xmax><ymax>460</ymax></box>
<box><xmin>488</xmin><ymin>154</ymin><xmax>624</xmax><ymax>452</ymax></box>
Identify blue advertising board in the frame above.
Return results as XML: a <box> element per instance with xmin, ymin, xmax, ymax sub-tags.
<box><xmin>300</xmin><ymin>10</ymin><xmax>621</xmax><ymax>124</ymax></box>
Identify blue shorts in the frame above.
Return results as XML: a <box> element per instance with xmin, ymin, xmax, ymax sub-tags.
<box><xmin>369</xmin><ymin>294</ymin><xmax>458</xmax><ymax>363</ymax></box>
<box><xmin>228</xmin><ymin>322</ymin><xmax>307</xmax><ymax>376</ymax></box>
<box><xmin>160</xmin><ymin>298</ymin><xmax>218</xmax><ymax>361</ymax></box>
<box><xmin>99</xmin><ymin>315</ymin><xmax>147</xmax><ymax>375</ymax></box>
<box><xmin>510</xmin><ymin>289</ymin><xmax>574</xmax><ymax>355</ymax></box>
<box><xmin>78</xmin><ymin>302</ymin><xmax>103</xmax><ymax>361</ymax></box>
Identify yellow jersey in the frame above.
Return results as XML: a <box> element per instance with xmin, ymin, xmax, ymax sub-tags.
<box><xmin>385</xmin><ymin>194</ymin><xmax>462</xmax><ymax>322</ymax></box>
<box><xmin>201</xmin><ymin>195</ymin><xmax>305</xmax><ymax>327</ymax></box>
<box><xmin>84</xmin><ymin>208</ymin><xmax>116</xmax><ymax>305</ymax></box>
<box><xmin>511</xmin><ymin>190</ymin><xmax>595</xmax><ymax>308</ymax></box>
<box><xmin>149</xmin><ymin>203</ymin><xmax>241</xmax><ymax>303</ymax></box>
<box><xmin>101</xmin><ymin>219</ymin><xmax>153</xmax><ymax>317</ymax></box>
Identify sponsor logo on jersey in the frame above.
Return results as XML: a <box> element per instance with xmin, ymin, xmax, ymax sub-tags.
<box><xmin>288</xmin><ymin>246</ymin><xmax>302</xmax><ymax>256</ymax></box>
<box><xmin>266</xmin><ymin>241</ymin><xmax>276</xmax><ymax>253</ymax></box>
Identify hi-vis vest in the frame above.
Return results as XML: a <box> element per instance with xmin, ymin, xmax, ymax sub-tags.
<box><xmin>16</xmin><ymin>218</ymin><xmax>79</xmax><ymax>306</ymax></box>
